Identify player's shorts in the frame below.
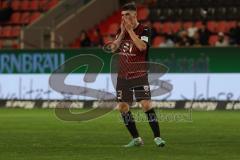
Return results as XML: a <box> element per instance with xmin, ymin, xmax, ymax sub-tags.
<box><xmin>116</xmin><ymin>75</ymin><xmax>151</xmax><ymax>105</ymax></box>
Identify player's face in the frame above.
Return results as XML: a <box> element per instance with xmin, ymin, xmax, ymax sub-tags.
<box><xmin>121</xmin><ymin>11</ymin><xmax>136</xmax><ymax>25</ymax></box>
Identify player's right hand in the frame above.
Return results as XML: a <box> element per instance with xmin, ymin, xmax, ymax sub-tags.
<box><xmin>120</xmin><ymin>19</ymin><xmax>126</xmax><ymax>34</ymax></box>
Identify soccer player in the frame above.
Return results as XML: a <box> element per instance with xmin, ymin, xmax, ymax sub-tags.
<box><xmin>111</xmin><ymin>2</ymin><xmax>166</xmax><ymax>147</ymax></box>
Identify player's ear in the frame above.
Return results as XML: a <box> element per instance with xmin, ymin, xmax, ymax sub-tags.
<box><xmin>133</xmin><ymin>12</ymin><xmax>137</xmax><ymax>18</ymax></box>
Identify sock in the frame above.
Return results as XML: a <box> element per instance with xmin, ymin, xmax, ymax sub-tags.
<box><xmin>145</xmin><ymin>108</ymin><xmax>160</xmax><ymax>138</ymax></box>
<box><xmin>121</xmin><ymin>111</ymin><xmax>139</xmax><ymax>138</ymax></box>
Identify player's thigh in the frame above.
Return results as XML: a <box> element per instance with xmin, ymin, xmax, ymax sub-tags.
<box><xmin>134</xmin><ymin>85</ymin><xmax>151</xmax><ymax>111</ymax></box>
<box><xmin>116</xmin><ymin>82</ymin><xmax>134</xmax><ymax>111</ymax></box>
<box><xmin>116</xmin><ymin>88</ymin><xmax>133</xmax><ymax>112</ymax></box>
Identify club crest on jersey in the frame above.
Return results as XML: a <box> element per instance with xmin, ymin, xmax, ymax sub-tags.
<box><xmin>143</xmin><ymin>85</ymin><xmax>150</xmax><ymax>92</ymax></box>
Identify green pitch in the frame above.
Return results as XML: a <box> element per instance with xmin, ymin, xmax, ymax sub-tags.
<box><xmin>0</xmin><ymin>108</ymin><xmax>239</xmax><ymax>160</ymax></box>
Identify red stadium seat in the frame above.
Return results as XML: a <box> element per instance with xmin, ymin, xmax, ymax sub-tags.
<box><xmin>152</xmin><ymin>22</ymin><xmax>162</xmax><ymax>33</ymax></box>
<box><xmin>223</xmin><ymin>21</ymin><xmax>235</xmax><ymax>32</ymax></box>
<box><xmin>20</xmin><ymin>0</ymin><xmax>30</xmax><ymax>11</ymax></box>
<box><xmin>98</xmin><ymin>22</ymin><xmax>109</xmax><ymax>36</ymax></box>
<box><xmin>152</xmin><ymin>36</ymin><xmax>165</xmax><ymax>47</ymax></box>
<box><xmin>107</xmin><ymin>23</ymin><xmax>119</xmax><ymax>35</ymax></box>
<box><xmin>137</xmin><ymin>7</ymin><xmax>149</xmax><ymax>21</ymax></box>
<box><xmin>108</xmin><ymin>11</ymin><xmax>121</xmax><ymax>24</ymax></box>
<box><xmin>207</xmin><ymin>21</ymin><xmax>217</xmax><ymax>33</ymax></box>
<box><xmin>162</xmin><ymin>22</ymin><xmax>172</xmax><ymax>33</ymax></box>
<box><xmin>11</xmin><ymin>0</ymin><xmax>21</xmax><ymax>10</ymax></box>
<box><xmin>10</xmin><ymin>12</ymin><xmax>21</xmax><ymax>24</ymax></box>
<box><xmin>97</xmin><ymin>10</ymin><xmax>121</xmax><ymax>37</ymax></box>
<box><xmin>0</xmin><ymin>0</ymin><xmax>59</xmax><ymax>49</ymax></box>
<box><xmin>195</xmin><ymin>21</ymin><xmax>203</xmax><ymax>29</ymax></box>
<box><xmin>39</xmin><ymin>0</ymin><xmax>48</xmax><ymax>11</ymax></box>
<box><xmin>209</xmin><ymin>35</ymin><xmax>218</xmax><ymax>46</ymax></box>
<box><xmin>47</xmin><ymin>0</ymin><xmax>59</xmax><ymax>9</ymax></box>
<box><xmin>30</xmin><ymin>0</ymin><xmax>39</xmax><ymax>11</ymax></box>
<box><xmin>30</xmin><ymin>12</ymin><xmax>41</xmax><ymax>23</ymax></box>
<box><xmin>2</xmin><ymin>26</ymin><xmax>12</xmax><ymax>38</ymax></box>
<box><xmin>1</xmin><ymin>1</ymin><xmax>8</xmax><ymax>8</ymax></box>
<box><xmin>228</xmin><ymin>21</ymin><xmax>237</xmax><ymax>29</ymax></box>
<box><xmin>11</xmin><ymin>26</ymin><xmax>21</xmax><ymax>37</ymax></box>
<box><xmin>172</xmin><ymin>22</ymin><xmax>182</xmax><ymax>33</ymax></box>
<box><xmin>88</xmin><ymin>28</ymin><xmax>103</xmax><ymax>45</ymax></box>
<box><xmin>70</xmin><ymin>40</ymin><xmax>80</xmax><ymax>48</ymax></box>
<box><xmin>12</xmin><ymin>42</ymin><xmax>20</xmax><ymax>49</ymax></box>
<box><xmin>103</xmin><ymin>36</ymin><xmax>112</xmax><ymax>45</ymax></box>
<box><xmin>183</xmin><ymin>22</ymin><xmax>193</xmax><ymax>30</ymax></box>
<box><xmin>38</xmin><ymin>0</ymin><xmax>47</xmax><ymax>11</ymax></box>
<box><xmin>21</xmin><ymin>12</ymin><xmax>30</xmax><ymax>24</ymax></box>
<box><xmin>216</xmin><ymin>21</ymin><xmax>228</xmax><ymax>33</ymax></box>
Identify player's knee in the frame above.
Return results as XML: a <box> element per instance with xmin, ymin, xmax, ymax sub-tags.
<box><xmin>118</xmin><ymin>102</ymin><xmax>130</xmax><ymax>113</ymax></box>
<box><xmin>140</xmin><ymin>100</ymin><xmax>152</xmax><ymax>112</ymax></box>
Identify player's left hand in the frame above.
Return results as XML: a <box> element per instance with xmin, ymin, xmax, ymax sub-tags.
<box><xmin>123</xmin><ymin>18</ymin><xmax>133</xmax><ymax>32</ymax></box>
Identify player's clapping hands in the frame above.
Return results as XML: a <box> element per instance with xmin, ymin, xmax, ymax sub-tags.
<box><xmin>120</xmin><ymin>19</ymin><xmax>126</xmax><ymax>34</ymax></box>
<box><xmin>123</xmin><ymin>17</ymin><xmax>133</xmax><ymax>32</ymax></box>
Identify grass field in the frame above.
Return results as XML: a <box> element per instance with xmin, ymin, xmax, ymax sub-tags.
<box><xmin>0</xmin><ymin>108</ymin><xmax>239</xmax><ymax>160</ymax></box>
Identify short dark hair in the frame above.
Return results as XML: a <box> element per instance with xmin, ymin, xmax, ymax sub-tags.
<box><xmin>122</xmin><ymin>2</ymin><xmax>137</xmax><ymax>11</ymax></box>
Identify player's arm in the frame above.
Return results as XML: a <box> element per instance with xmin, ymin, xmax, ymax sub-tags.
<box><xmin>127</xmin><ymin>29</ymin><xmax>147</xmax><ymax>51</ymax></box>
<box><xmin>111</xmin><ymin>22</ymin><xmax>125</xmax><ymax>52</ymax></box>
<box><xmin>124</xmin><ymin>19</ymin><xmax>149</xmax><ymax>51</ymax></box>
<box><xmin>112</xmin><ymin>32</ymin><xmax>124</xmax><ymax>50</ymax></box>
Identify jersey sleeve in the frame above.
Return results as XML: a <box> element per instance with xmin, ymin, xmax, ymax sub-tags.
<box><xmin>140</xmin><ymin>27</ymin><xmax>151</xmax><ymax>46</ymax></box>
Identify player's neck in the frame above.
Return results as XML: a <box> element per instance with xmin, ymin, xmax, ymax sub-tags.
<box><xmin>133</xmin><ymin>21</ymin><xmax>139</xmax><ymax>30</ymax></box>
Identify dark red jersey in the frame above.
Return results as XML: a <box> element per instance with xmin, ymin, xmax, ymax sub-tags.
<box><xmin>117</xmin><ymin>24</ymin><xmax>151</xmax><ymax>79</ymax></box>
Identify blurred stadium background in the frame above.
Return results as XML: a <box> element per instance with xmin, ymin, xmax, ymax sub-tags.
<box><xmin>0</xmin><ymin>0</ymin><xmax>240</xmax><ymax>160</ymax></box>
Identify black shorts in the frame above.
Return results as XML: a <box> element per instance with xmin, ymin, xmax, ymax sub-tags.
<box><xmin>116</xmin><ymin>75</ymin><xmax>151</xmax><ymax>105</ymax></box>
